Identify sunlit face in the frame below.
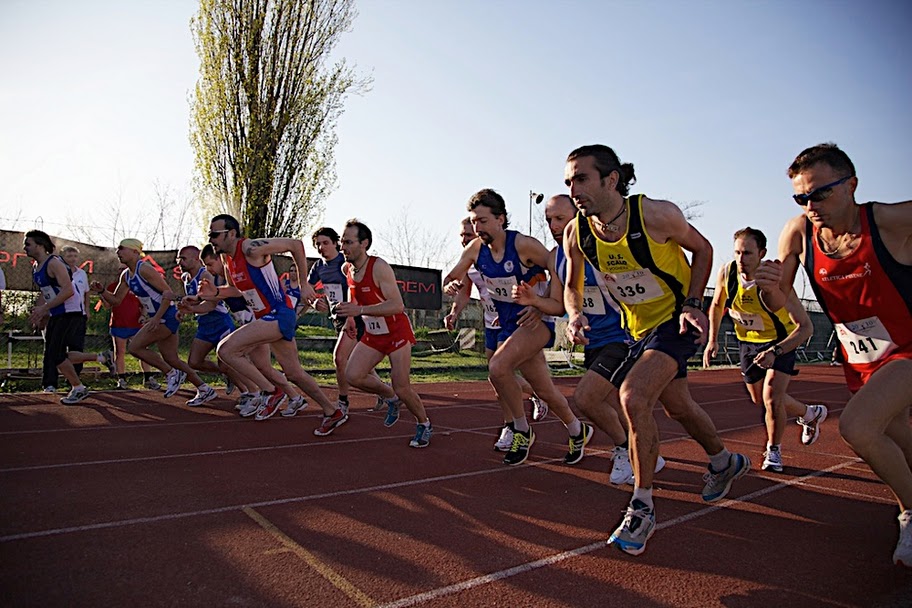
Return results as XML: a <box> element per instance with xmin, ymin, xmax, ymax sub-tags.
<box><xmin>202</xmin><ymin>255</ymin><xmax>224</xmax><ymax>278</ymax></box>
<box><xmin>341</xmin><ymin>226</ymin><xmax>367</xmax><ymax>262</ymax></box>
<box><xmin>459</xmin><ymin>221</ymin><xmax>476</xmax><ymax>247</ymax></box>
<box><xmin>176</xmin><ymin>249</ymin><xmax>199</xmax><ymax>273</ymax></box>
<box><xmin>733</xmin><ymin>236</ymin><xmax>764</xmax><ymax>277</ymax></box>
<box><xmin>314</xmin><ymin>235</ymin><xmax>339</xmax><ymax>261</ymax></box>
<box><xmin>564</xmin><ymin>156</ymin><xmax>613</xmax><ymax>217</ymax></box>
<box><xmin>545</xmin><ymin>197</ymin><xmax>576</xmax><ymax>241</ymax></box>
<box><xmin>469</xmin><ymin>205</ymin><xmax>504</xmax><ymax>245</ymax></box>
<box><xmin>208</xmin><ymin>219</ymin><xmax>232</xmax><ymax>254</ymax></box>
<box><xmin>23</xmin><ymin>237</ymin><xmax>44</xmax><ymax>260</ymax></box>
<box><xmin>116</xmin><ymin>245</ymin><xmax>139</xmax><ymax>265</ymax></box>
<box><xmin>791</xmin><ymin>163</ymin><xmax>857</xmax><ymax>229</ymax></box>
<box><xmin>63</xmin><ymin>250</ymin><xmax>80</xmax><ymax>268</ymax></box>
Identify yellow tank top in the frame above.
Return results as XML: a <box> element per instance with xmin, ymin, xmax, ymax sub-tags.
<box><xmin>721</xmin><ymin>261</ymin><xmax>795</xmax><ymax>343</ymax></box>
<box><xmin>576</xmin><ymin>194</ymin><xmax>691</xmax><ymax>339</ymax></box>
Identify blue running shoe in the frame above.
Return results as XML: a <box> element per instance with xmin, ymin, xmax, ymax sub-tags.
<box><xmin>608</xmin><ymin>499</ymin><xmax>655</xmax><ymax>556</ymax></box>
<box><xmin>409</xmin><ymin>422</ymin><xmax>432</xmax><ymax>448</ymax></box>
<box><xmin>383</xmin><ymin>398</ymin><xmax>401</xmax><ymax>427</ymax></box>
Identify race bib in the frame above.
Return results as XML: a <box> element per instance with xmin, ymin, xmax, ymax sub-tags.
<box><xmin>729</xmin><ymin>309</ymin><xmax>765</xmax><ymax>331</ymax></box>
<box><xmin>484</xmin><ymin>276</ymin><xmax>517</xmax><ymax>303</ymax></box>
<box><xmin>323</xmin><ymin>283</ymin><xmax>344</xmax><ymax>305</ymax></box>
<box><xmin>835</xmin><ymin>316</ymin><xmax>897</xmax><ymax>364</ymax></box>
<box><xmin>137</xmin><ymin>295</ymin><xmax>157</xmax><ymax>315</ymax></box>
<box><xmin>482</xmin><ymin>300</ymin><xmax>499</xmax><ymax>329</ymax></box>
<box><xmin>582</xmin><ymin>286</ymin><xmax>606</xmax><ymax>315</ymax></box>
<box><xmin>242</xmin><ymin>288</ymin><xmax>267</xmax><ymax>313</ymax></box>
<box><xmin>363</xmin><ymin>315</ymin><xmax>390</xmax><ymax>335</ymax></box>
<box><xmin>40</xmin><ymin>285</ymin><xmax>56</xmax><ymax>303</ymax></box>
<box><xmin>602</xmin><ymin>269</ymin><xmax>664</xmax><ymax>304</ymax></box>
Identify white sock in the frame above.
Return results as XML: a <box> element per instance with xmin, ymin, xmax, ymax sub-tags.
<box><xmin>566</xmin><ymin>418</ymin><xmax>582</xmax><ymax>437</ymax></box>
<box><xmin>632</xmin><ymin>486</ymin><xmax>654</xmax><ymax>509</ymax></box>
<box><xmin>513</xmin><ymin>417</ymin><xmax>530</xmax><ymax>433</ymax></box>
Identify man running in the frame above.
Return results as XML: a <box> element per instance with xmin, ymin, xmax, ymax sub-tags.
<box><xmin>200</xmin><ymin>214</ymin><xmax>345</xmax><ymax>433</ymax></box>
<box><xmin>755</xmin><ymin>143</ymin><xmax>912</xmax><ymax>567</ymax></box>
<box><xmin>25</xmin><ymin>230</ymin><xmax>114</xmax><ymax>404</ymax></box>
<box><xmin>90</xmin><ymin>239</ymin><xmax>213</xmax><ymax>404</ymax></box>
<box><xmin>563</xmin><ymin>145</ymin><xmax>750</xmax><ymax>555</ymax></box>
<box><xmin>444</xmin><ymin>217</ymin><xmax>547</xmax><ymax>452</ymax></box>
<box><xmin>333</xmin><ymin>219</ymin><xmax>431</xmax><ymax>448</ymax></box>
<box><xmin>443</xmin><ymin>190</ymin><xmax>587</xmax><ymax>465</ymax></box>
<box><xmin>100</xmin><ymin>273</ymin><xmax>159</xmax><ymax>390</ymax></box>
<box><xmin>704</xmin><ymin>227</ymin><xmax>826</xmax><ymax>472</ymax></box>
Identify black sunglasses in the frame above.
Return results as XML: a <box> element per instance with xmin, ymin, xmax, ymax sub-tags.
<box><xmin>208</xmin><ymin>229</ymin><xmax>230</xmax><ymax>239</ymax></box>
<box><xmin>792</xmin><ymin>175</ymin><xmax>853</xmax><ymax>206</ymax></box>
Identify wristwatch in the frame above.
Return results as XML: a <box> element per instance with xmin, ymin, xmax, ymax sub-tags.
<box><xmin>772</xmin><ymin>344</ymin><xmax>783</xmax><ymax>357</ymax></box>
<box><xmin>682</xmin><ymin>297</ymin><xmax>704</xmax><ymax>311</ymax></box>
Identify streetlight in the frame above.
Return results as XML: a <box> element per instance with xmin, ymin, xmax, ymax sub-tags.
<box><xmin>529</xmin><ymin>191</ymin><xmax>544</xmax><ymax>235</ymax></box>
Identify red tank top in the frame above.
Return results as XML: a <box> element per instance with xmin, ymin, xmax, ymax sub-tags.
<box><xmin>224</xmin><ymin>238</ymin><xmax>292</xmax><ymax>319</ymax></box>
<box><xmin>108</xmin><ymin>281</ymin><xmax>143</xmax><ymax>328</ymax></box>
<box><xmin>346</xmin><ymin>256</ymin><xmax>412</xmax><ymax>336</ymax></box>
<box><xmin>805</xmin><ymin>203</ymin><xmax>912</xmax><ymax>370</ymax></box>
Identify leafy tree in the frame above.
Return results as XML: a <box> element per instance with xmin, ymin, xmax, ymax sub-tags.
<box><xmin>191</xmin><ymin>0</ymin><xmax>368</xmax><ymax>237</ymax></box>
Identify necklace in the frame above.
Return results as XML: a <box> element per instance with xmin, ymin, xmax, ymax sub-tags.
<box><xmin>593</xmin><ymin>201</ymin><xmax>626</xmax><ymax>233</ymax></box>
<box><xmin>818</xmin><ymin>210</ymin><xmax>861</xmax><ymax>256</ymax></box>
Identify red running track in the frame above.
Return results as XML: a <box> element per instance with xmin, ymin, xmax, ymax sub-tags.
<box><xmin>1</xmin><ymin>366</ymin><xmax>910</xmax><ymax>607</ymax></box>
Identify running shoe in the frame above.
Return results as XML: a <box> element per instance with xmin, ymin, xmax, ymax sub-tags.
<box><xmin>383</xmin><ymin>398</ymin><xmax>401</xmax><ymax>427</ymax></box>
<box><xmin>235</xmin><ymin>392</ymin><xmax>255</xmax><ymax>412</ymax></box>
<box><xmin>798</xmin><ymin>404</ymin><xmax>828</xmax><ymax>446</ymax></box>
<box><xmin>239</xmin><ymin>393</ymin><xmax>266</xmax><ymax>418</ymax></box>
<box><xmin>255</xmin><ymin>390</ymin><xmax>288</xmax><ymax>421</ymax></box>
<box><xmin>894</xmin><ymin>510</ymin><xmax>912</xmax><ymax>568</ymax></box>
<box><xmin>493</xmin><ymin>423</ymin><xmax>514</xmax><ymax>452</ymax></box>
<box><xmin>116</xmin><ymin>378</ymin><xmax>130</xmax><ymax>390</ymax></box>
<box><xmin>564</xmin><ymin>423</ymin><xmax>593</xmax><ymax>465</ymax></box>
<box><xmin>337</xmin><ymin>398</ymin><xmax>349</xmax><ymax>417</ymax></box>
<box><xmin>43</xmin><ymin>386</ymin><xmax>57</xmax><ymax>393</ymax></box>
<box><xmin>144</xmin><ymin>376</ymin><xmax>162</xmax><ymax>391</ymax></box>
<box><xmin>61</xmin><ymin>386</ymin><xmax>89</xmax><ymax>405</ymax></box>
<box><xmin>163</xmin><ymin>369</ymin><xmax>187</xmax><ymax>398</ymax></box>
<box><xmin>608</xmin><ymin>499</ymin><xmax>656</xmax><ymax>556</ymax></box>
<box><xmin>314</xmin><ymin>408</ymin><xmax>348</xmax><ymax>436</ymax></box>
<box><xmin>702</xmin><ymin>453</ymin><xmax>751</xmax><ymax>503</ymax></box>
<box><xmin>187</xmin><ymin>385</ymin><xmax>217</xmax><ymax>407</ymax></box>
<box><xmin>99</xmin><ymin>350</ymin><xmax>117</xmax><ymax>375</ymax></box>
<box><xmin>225</xmin><ymin>376</ymin><xmax>236</xmax><ymax>396</ymax></box>
<box><xmin>530</xmin><ymin>395</ymin><xmax>549</xmax><ymax>422</ymax></box>
<box><xmin>610</xmin><ymin>446</ymin><xmax>633</xmax><ymax>485</ymax></box>
<box><xmin>281</xmin><ymin>396</ymin><xmax>308</xmax><ymax>417</ymax></box>
<box><xmin>761</xmin><ymin>448</ymin><xmax>784</xmax><ymax>473</ymax></box>
<box><xmin>373</xmin><ymin>391</ymin><xmax>390</xmax><ymax>411</ymax></box>
<box><xmin>409</xmin><ymin>422</ymin><xmax>433</xmax><ymax>448</ymax></box>
<box><xmin>503</xmin><ymin>427</ymin><xmax>535</xmax><ymax>466</ymax></box>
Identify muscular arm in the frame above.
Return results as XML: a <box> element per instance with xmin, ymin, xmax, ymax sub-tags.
<box><xmin>562</xmin><ymin>220</ymin><xmax>591</xmax><ymax>345</ymax></box>
<box><xmin>442</xmin><ymin>239</ymin><xmax>481</xmax><ymax>292</ymax></box>
<box><xmin>445</xmin><ymin>280</ymin><xmax>473</xmax><ymax>330</ymax></box>
<box><xmin>873</xmin><ymin>201</ymin><xmax>912</xmax><ymax>265</ymax></box>
<box><xmin>703</xmin><ymin>264</ymin><xmax>728</xmax><ymax>367</ymax></box>
<box><xmin>44</xmin><ymin>258</ymin><xmax>75</xmax><ymax>308</ymax></box>
<box><xmin>755</xmin><ymin>214</ymin><xmax>805</xmax><ymax>311</ymax></box>
<box><xmin>365</xmin><ymin>259</ymin><xmax>406</xmax><ymax>317</ymax></box>
<box><xmin>513</xmin><ymin>247</ymin><xmax>565</xmax><ymax>316</ymax></box>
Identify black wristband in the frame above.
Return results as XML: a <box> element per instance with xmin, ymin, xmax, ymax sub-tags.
<box><xmin>682</xmin><ymin>297</ymin><xmax>704</xmax><ymax>311</ymax></box>
<box><xmin>772</xmin><ymin>344</ymin><xmax>783</xmax><ymax>357</ymax></box>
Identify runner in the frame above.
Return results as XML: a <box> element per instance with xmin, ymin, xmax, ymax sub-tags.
<box><xmin>302</xmin><ymin>226</ymin><xmax>387</xmax><ymax>417</ymax></box>
<box><xmin>25</xmin><ymin>230</ymin><xmax>114</xmax><ymax>404</ymax></box>
<box><xmin>99</xmin><ymin>273</ymin><xmax>159</xmax><ymax>390</ymax></box>
<box><xmin>443</xmin><ymin>190</ymin><xmax>587</xmax><ymax>465</ymax></box>
<box><xmin>174</xmin><ymin>245</ymin><xmax>246</xmax><ymax>406</ymax></box>
<box><xmin>755</xmin><ymin>143</ymin><xmax>912</xmax><ymax>567</ymax></box>
<box><xmin>200</xmin><ymin>214</ymin><xmax>345</xmax><ymax>433</ymax></box>
<box><xmin>526</xmin><ymin>194</ymin><xmax>667</xmax><ymax>478</ymax></box>
<box><xmin>333</xmin><ymin>219</ymin><xmax>431</xmax><ymax>448</ymax></box>
<box><xmin>563</xmin><ymin>145</ymin><xmax>750</xmax><ymax>555</ymax></box>
<box><xmin>444</xmin><ymin>217</ymin><xmax>547</xmax><ymax>452</ymax></box>
<box><xmin>89</xmin><ymin>238</ymin><xmax>213</xmax><ymax>404</ymax></box>
<box><xmin>704</xmin><ymin>227</ymin><xmax>826</xmax><ymax>472</ymax></box>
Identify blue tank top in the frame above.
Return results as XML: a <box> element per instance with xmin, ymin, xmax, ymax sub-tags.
<box><xmin>555</xmin><ymin>246</ymin><xmax>627</xmax><ymax>348</ymax></box>
<box><xmin>307</xmin><ymin>254</ymin><xmax>348</xmax><ymax>305</ymax></box>
<box><xmin>126</xmin><ymin>260</ymin><xmax>178</xmax><ymax>323</ymax></box>
<box><xmin>475</xmin><ymin>231</ymin><xmax>548</xmax><ymax>330</ymax></box>
<box><xmin>32</xmin><ymin>255</ymin><xmax>80</xmax><ymax>316</ymax></box>
<box><xmin>185</xmin><ymin>267</ymin><xmax>231</xmax><ymax>329</ymax></box>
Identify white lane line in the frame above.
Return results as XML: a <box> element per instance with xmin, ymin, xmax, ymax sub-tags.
<box><xmin>375</xmin><ymin>459</ymin><xmax>861</xmax><ymax>608</ymax></box>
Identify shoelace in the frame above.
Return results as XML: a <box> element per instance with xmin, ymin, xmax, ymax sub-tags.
<box><xmin>511</xmin><ymin>431</ymin><xmax>530</xmax><ymax>451</ymax></box>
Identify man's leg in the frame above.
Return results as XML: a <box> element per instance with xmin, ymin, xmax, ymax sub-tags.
<box><xmin>158</xmin><ymin>332</ymin><xmax>204</xmax><ymax>388</ymax></box>
<box><xmin>345</xmin><ymin>342</ymin><xmax>397</xmax><ymax>400</ymax></box>
<box><xmin>128</xmin><ymin>324</ymin><xmax>175</xmax><ymax>374</ymax></box>
<box><xmin>488</xmin><ymin>323</ymin><xmax>551</xmax><ymax>423</ymax></box>
<box><xmin>575</xmin><ymin>370</ymin><xmax>626</xmax><ymax>445</ymax></box>
<box><xmin>270</xmin><ymin>339</ymin><xmax>336</xmax><ymax>415</ymax></box>
<box><xmin>216</xmin><ymin>320</ymin><xmax>286</xmax><ymax>392</ymax></box>
<box><xmin>188</xmin><ymin>339</ymin><xmax>221</xmax><ymax>375</ymax></box>
<box><xmin>387</xmin><ymin>344</ymin><xmax>428</xmax><ymax>423</ymax></box>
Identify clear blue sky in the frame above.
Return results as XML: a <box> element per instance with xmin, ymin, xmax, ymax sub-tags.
<box><xmin>2</xmin><ymin>0</ymin><xmax>910</xmax><ymax>291</ymax></box>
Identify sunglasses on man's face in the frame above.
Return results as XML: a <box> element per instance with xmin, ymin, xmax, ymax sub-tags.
<box><xmin>792</xmin><ymin>175</ymin><xmax>853</xmax><ymax>206</ymax></box>
<box><xmin>208</xmin><ymin>229</ymin><xmax>230</xmax><ymax>239</ymax></box>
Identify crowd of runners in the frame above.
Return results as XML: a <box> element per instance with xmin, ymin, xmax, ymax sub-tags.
<box><xmin>19</xmin><ymin>142</ymin><xmax>911</xmax><ymax>565</ymax></box>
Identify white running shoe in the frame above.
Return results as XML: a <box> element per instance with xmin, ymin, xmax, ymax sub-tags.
<box><xmin>281</xmin><ymin>396</ymin><xmax>308</xmax><ymax>417</ymax></box>
<box><xmin>116</xmin><ymin>378</ymin><xmax>129</xmax><ymax>390</ymax></box>
<box><xmin>43</xmin><ymin>386</ymin><xmax>57</xmax><ymax>393</ymax></box>
<box><xmin>610</xmin><ymin>446</ymin><xmax>633</xmax><ymax>485</ymax></box>
<box><xmin>163</xmin><ymin>369</ymin><xmax>187</xmax><ymax>398</ymax></box>
<box><xmin>762</xmin><ymin>448</ymin><xmax>784</xmax><ymax>473</ymax></box>
<box><xmin>61</xmin><ymin>386</ymin><xmax>89</xmax><ymax>405</ymax></box>
<box><xmin>530</xmin><ymin>396</ymin><xmax>549</xmax><ymax>422</ymax></box>
<box><xmin>494</xmin><ymin>424</ymin><xmax>514</xmax><ymax>452</ymax></box>
<box><xmin>337</xmin><ymin>399</ymin><xmax>349</xmax><ymax>417</ymax></box>
<box><xmin>798</xmin><ymin>404</ymin><xmax>828</xmax><ymax>446</ymax></box>
<box><xmin>894</xmin><ymin>510</ymin><xmax>912</xmax><ymax>567</ymax></box>
<box><xmin>187</xmin><ymin>386</ymin><xmax>217</xmax><ymax>407</ymax></box>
